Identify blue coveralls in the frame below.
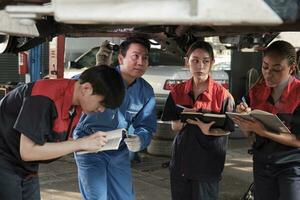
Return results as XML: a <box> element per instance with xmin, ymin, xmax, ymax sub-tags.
<box><xmin>73</xmin><ymin>66</ymin><xmax>157</xmax><ymax>200</ymax></box>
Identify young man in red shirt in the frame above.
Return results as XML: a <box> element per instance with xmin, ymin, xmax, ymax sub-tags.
<box><xmin>0</xmin><ymin>65</ymin><xmax>125</xmax><ymax>200</ymax></box>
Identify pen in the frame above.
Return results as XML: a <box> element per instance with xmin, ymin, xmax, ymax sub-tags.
<box><xmin>241</xmin><ymin>96</ymin><xmax>250</xmax><ymax>113</ymax></box>
<box><xmin>241</xmin><ymin>97</ymin><xmax>247</xmax><ymax>106</ymax></box>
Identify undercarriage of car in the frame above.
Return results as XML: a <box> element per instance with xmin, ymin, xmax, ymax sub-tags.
<box><xmin>0</xmin><ymin>0</ymin><xmax>300</xmax><ymax>55</ymax></box>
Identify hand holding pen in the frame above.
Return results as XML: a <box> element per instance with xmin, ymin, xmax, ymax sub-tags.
<box><xmin>236</xmin><ymin>97</ymin><xmax>251</xmax><ymax>113</ymax></box>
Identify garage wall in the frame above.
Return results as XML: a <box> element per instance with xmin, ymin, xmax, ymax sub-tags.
<box><xmin>0</xmin><ymin>42</ymin><xmax>49</xmax><ymax>84</ymax></box>
<box><xmin>0</xmin><ymin>53</ymin><xmax>25</xmax><ymax>84</ymax></box>
<box><xmin>41</xmin><ymin>42</ymin><xmax>49</xmax><ymax>77</ymax></box>
<box><xmin>230</xmin><ymin>50</ymin><xmax>262</xmax><ymax>101</ymax></box>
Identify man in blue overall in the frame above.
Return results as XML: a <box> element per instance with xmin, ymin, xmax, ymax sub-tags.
<box><xmin>73</xmin><ymin>37</ymin><xmax>157</xmax><ymax>200</ymax></box>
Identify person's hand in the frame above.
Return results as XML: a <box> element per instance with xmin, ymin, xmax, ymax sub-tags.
<box><xmin>78</xmin><ymin>131</ymin><xmax>107</xmax><ymax>151</ymax></box>
<box><xmin>236</xmin><ymin>98</ymin><xmax>251</xmax><ymax>113</ymax></box>
<box><xmin>124</xmin><ymin>135</ymin><xmax>141</xmax><ymax>152</ymax></box>
<box><xmin>96</xmin><ymin>40</ymin><xmax>113</xmax><ymax>66</ymax></box>
<box><xmin>186</xmin><ymin>118</ymin><xmax>215</xmax><ymax>135</ymax></box>
<box><xmin>236</xmin><ymin>102</ymin><xmax>251</xmax><ymax>113</ymax></box>
<box><xmin>233</xmin><ymin>116</ymin><xmax>267</xmax><ymax>137</ymax></box>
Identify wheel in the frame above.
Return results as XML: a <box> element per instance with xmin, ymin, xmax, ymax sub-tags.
<box><xmin>153</xmin><ymin>120</ymin><xmax>177</xmax><ymax>140</ymax></box>
<box><xmin>0</xmin><ymin>34</ymin><xmax>11</xmax><ymax>54</ymax></box>
<box><xmin>147</xmin><ymin>138</ymin><xmax>173</xmax><ymax>157</ymax></box>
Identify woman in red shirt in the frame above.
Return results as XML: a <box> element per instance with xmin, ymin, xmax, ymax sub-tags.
<box><xmin>162</xmin><ymin>41</ymin><xmax>235</xmax><ymax>200</ymax></box>
<box><xmin>233</xmin><ymin>40</ymin><xmax>300</xmax><ymax>200</ymax></box>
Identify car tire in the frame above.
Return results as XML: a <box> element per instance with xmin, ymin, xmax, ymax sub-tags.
<box><xmin>153</xmin><ymin>120</ymin><xmax>177</xmax><ymax>140</ymax></box>
<box><xmin>147</xmin><ymin>138</ymin><xmax>173</xmax><ymax>157</ymax></box>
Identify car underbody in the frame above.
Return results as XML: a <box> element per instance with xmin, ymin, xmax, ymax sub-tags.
<box><xmin>0</xmin><ymin>0</ymin><xmax>300</xmax><ymax>55</ymax></box>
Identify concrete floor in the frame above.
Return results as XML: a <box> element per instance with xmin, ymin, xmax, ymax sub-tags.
<box><xmin>40</xmin><ymin>137</ymin><xmax>254</xmax><ymax>200</ymax></box>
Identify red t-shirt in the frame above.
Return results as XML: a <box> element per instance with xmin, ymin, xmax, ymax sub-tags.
<box><xmin>0</xmin><ymin>79</ymin><xmax>81</xmax><ymax>176</ymax></box>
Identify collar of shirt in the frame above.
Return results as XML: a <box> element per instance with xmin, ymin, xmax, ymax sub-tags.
<box><xmin>279</xmin><ymin>76</ymin><xmax>296</xmax><ymax>103</ymax></box>
<box><xmin>116</xmin><ymin>65</ymin><xmax>137</xmax><ymax>88</ymax></box>
<box><xmin>259</xmin><ymin>76</ymin><xmax>296</xmax><ymax>104</ymax></box>
<box><xmin>62</xmin><ymin>80</ymin><xmax>77</xmax><ymax>120</ymax></box>
<box><xmin>183</xmin><ymin>75</ymin><xmax>213</xmax><ymax>101</ymax></box>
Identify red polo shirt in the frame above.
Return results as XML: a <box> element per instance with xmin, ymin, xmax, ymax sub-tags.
<box><xmin>162</xmin><ymin>76</ymin><xmax>235</xmax><ymax>180</ymax></box>
<box><xmin>0</xmin><ymin>79</ymin><xmax>81</xmax><ymax>177</ymax></box>
<box><xmin>246</xmin><ymin>76</ymin><xmax>300</xmax><ymax>164</ymax></box>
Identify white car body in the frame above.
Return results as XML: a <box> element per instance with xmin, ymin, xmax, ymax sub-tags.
<box><xmin>142</xmin><ymin>65</ymin><xmax>229</xmax><ymax>115</ymax></box>
<box><xmin>64</xmin><ymin>46</ymin><xmax>229</xmax><ymax>117</ymax></box>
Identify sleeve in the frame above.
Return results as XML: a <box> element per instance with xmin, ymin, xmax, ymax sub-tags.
<box><xmin>161</xmin><ymin>93</ymin><xmax>180</xmax><ymax>121</ymax></box>
<box><xmin>132</xmin><ymin>96</ymin><xmax>157</xmax><ymax>150</ymax></box>
<box><xmin>13</xmin><ymin>95</ymin><xmax>57</xmax><ymax>145</ymax></box>
<box><xmin>223</xmin><ymin>94</ymin><xmax>235</xmax><ymax>132</ymax></box>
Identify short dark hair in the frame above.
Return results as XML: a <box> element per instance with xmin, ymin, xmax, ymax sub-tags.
<box><xmin>119</xmin><ymin>37</ymin><xmax>151</xmax><ymax>57</ymax></box>
<box><xmin>79</xmin><ymin>65</ymin><xmax>125</xmax><ymax>109</ymax></box>
<box><xmin>185</xmin><ymin>40</ymin><xmax>214</xmax><ymax>60</ymax></box>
